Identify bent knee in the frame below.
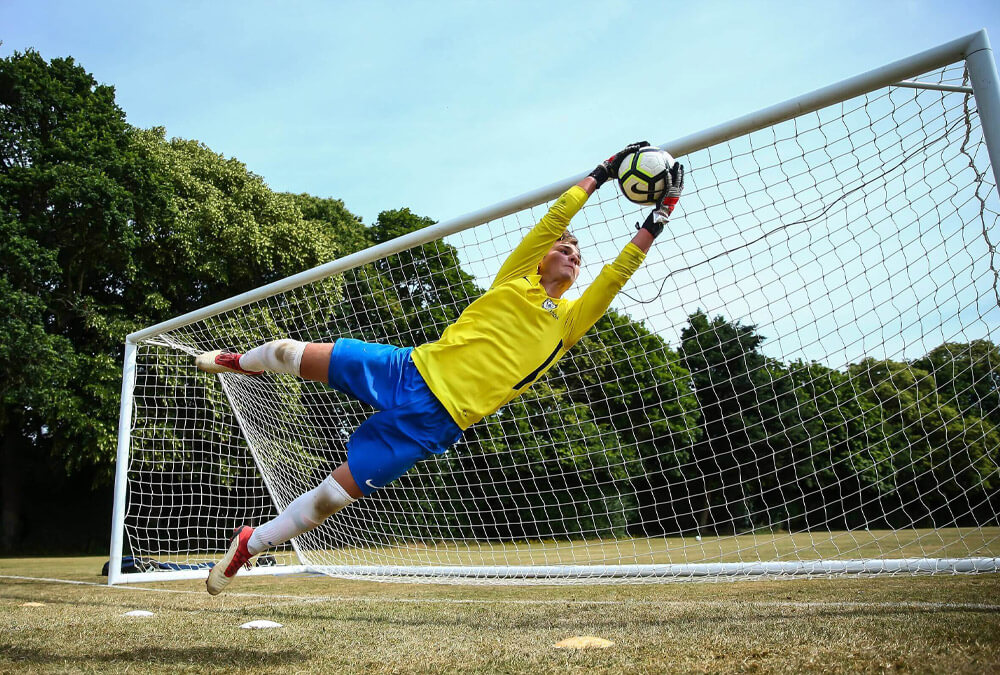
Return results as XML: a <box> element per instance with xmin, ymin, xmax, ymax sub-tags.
<box><xmin>273</xmin><ymin>339</ymin><xmax>299</xmax><ymax>365</ymax></box>
<box><xmin>271</xmin><ymin>339</ymin><xmax>306</xmax><ymax>376</ymax></box>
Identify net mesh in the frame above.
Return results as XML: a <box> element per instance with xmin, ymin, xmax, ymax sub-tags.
<box><xmin>124</xmin><ymin>63</ymin><xmax>1000</xmax><ymax>583</ymax></box>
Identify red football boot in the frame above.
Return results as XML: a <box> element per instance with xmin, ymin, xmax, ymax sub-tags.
<box><xmin>195</xmin><ymin>350</ymin><xmax>263</xmax><ymax>375</ymax></box>
<box><xmin>206</xmin><ymin>526</ymin><xmax>256</xmax><ymax>595</ymax></box>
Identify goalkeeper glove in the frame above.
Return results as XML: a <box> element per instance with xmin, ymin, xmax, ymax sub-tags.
<box><xmin>637</xmin><ymin>161</ymin><xmax>684</xmax><ymax>239</ymax></box>
<box><xmin>588</xmin><ymin>141</ymin><xmax>650</xmax><ymax>187</ymax></box>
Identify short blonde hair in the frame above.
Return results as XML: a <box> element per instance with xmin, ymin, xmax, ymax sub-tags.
<box><xmin>557</xmin><ymin>231</ymin><xmax>581</xmax><ymax>262</ymax></box>
<box><xmin>558</xmin><ymin>230</ymin><xmax>579</xmax><ymax>249</ymax></box>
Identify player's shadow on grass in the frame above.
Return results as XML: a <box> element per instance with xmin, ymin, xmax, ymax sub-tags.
<box><xmin>251</xmin><ymin>601</ymin><xmax>1000</xmax><ymax>634</ymax></box>
<box><xmin>2</xmin><ymin>645</ymin><xmax>309</xmax><ymax>668</ymax></box>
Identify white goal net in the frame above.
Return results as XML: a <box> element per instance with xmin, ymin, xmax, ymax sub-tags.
<box><xmin>112</xmin><ymin>36</ymin><xmax>1000</xmax><ymax>584</ymax></box>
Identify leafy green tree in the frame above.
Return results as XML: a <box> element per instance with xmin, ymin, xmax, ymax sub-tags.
<box><xmin>554</xmin><ymin>309</ymin><xmax>701</xmax><ymax>535</ymax></box>
<box><xmin>368</xmin><ymin>208</ymin><xmax>481</xmax><ymax>344</ymax></box>
<box><xmin>119</xmin><ymin>130</ymin><xmax>351</xmax><ymax>549</ymax></box>
<box><xmin>848</xmin><ymin>358</ymin><xmax>999</xmax><ymax>527</ymax></box>
<box><xmin>0</xmin><ymin>51</ymin><xmax>347</xmax><ymax>549</ymax></box>
<box><xmin>128</xmin><ymin>128</ymin><xmax>341</xmax><ymax>318</ymax></box>
<box><xmin>913</xmin><ymin>341</ymin><xmax>1000</xmax><ymax>429</ymax></box>
<box><xmin>0</xmin><ymin>50</ymin><xmax>144</xmax><ymax>547</ymax></box>
<box><xmin>424</xmin><ymin>382</ymin><xmax>634</xmax><ymax>540</ymax></box>
<box><xmin>910</xmin><ymin>341</ymin><xmax>1000</xmax><ymax>525</ymax></box>
<box><xmin>285</xmin><ymin>192</ymin><xmax>370</xmax><ymax>260</ymax></box>
<box><xmin>785</xmin><ymin>360</ymin><xmax>896</xmax><ymax>530</ymax></box>
<box><xmin>678</xmin><ymin>310</ymin><xmax>801</xmax><ymax>534</ymax></box>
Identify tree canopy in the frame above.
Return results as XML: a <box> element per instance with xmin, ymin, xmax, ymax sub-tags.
<box><xmin>0</xmin><ymin>51</ymin><xmax>350</xmax><ymax>548</ymax></box>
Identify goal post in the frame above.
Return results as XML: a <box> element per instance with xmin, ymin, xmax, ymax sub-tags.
<box><xmin>109</xmin><ymin>31</ymin><xmax>1000</xmax><ymax>585</ymax></box>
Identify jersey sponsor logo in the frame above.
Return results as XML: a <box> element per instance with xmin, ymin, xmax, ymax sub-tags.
<box><xmin>542</xmin><ymin>298</ymin><xmax>558</xmax><ymax>319</ymax></box>
<box><xmin>365</xmin><ymin>479</ymin><xmax>381</xmax><ymax>490</ymax></box>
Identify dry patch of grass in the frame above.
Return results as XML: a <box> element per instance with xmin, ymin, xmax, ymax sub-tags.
<box><xmin>1</xmin><ymin>556</ymin><xmax>999</xmax><ymax>673</ymax></box>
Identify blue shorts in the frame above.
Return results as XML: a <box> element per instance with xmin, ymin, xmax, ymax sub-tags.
<box><xmin>327</xmin><ymin>338</ymin><xmax>463</xmax><ymax>495</ymax></box>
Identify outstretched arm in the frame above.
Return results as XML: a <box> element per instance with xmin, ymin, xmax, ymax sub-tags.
<box><xmin>491</xmin><ymin>142</ymin><xmax>651</xmax><ymax>288</ymax></box>
<box><xmin>563</xmin><ymin>160</ymin><xmax>685</xmax><ymax>345</ymax></box>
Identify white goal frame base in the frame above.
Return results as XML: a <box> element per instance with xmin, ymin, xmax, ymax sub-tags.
<box><xmin>111</xmin><ymin>559</ymin><xmax>1000</xmax><ymax>585</ymax></box>
<box><xmin>315</xmin><ymin>558</ymin><xmax>1000</xmax><ymax>580</ymax></box>
<box><xmin>117</xmin><ymin>565</ymin><xmax>309</xmax><ymax>585</ymax></box>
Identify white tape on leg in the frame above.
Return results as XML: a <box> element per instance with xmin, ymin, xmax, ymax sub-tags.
<box><xmin>239</xmin><ymin>339</ymin><xmax>307</xmax><ymax>376</ymax></box>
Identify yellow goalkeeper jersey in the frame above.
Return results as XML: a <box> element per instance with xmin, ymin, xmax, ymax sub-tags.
<box><xmin>412</xmin><ymin>185</ymin><xmax>646</xmax><ymax>430</ymax></box>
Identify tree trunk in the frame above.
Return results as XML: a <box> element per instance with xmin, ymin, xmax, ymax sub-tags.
<box><xmin>697</xmin><ymin>494</ymin><xmax>712</xmax><ymax>532</ymax></box>
<box><xmin>1</xmin><ymin>432</ymin><xmax>25</xmax><ymax>552</ymax></box>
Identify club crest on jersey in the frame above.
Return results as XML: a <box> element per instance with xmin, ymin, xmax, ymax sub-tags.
<box><xmin>542</xmin><ymin>298</ymin><xmax>558</xmax><ymax>318</ymax></box>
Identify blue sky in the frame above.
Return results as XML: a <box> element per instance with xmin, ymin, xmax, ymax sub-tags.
<box><xmin>3</xmin><ymin>0</ymin><xmax>999</xmax><ymax>226</ymax></box>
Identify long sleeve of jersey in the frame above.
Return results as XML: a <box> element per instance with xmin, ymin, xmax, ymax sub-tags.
<box><xmin>563</xmin><ymin>242</ymin><xmax>646</xmax><ymax>348</ymax></box>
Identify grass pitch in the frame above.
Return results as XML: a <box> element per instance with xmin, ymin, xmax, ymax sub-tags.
<box><xmin>2</xmin><ymin>556</ymin><xmax>999</xmax><ymax>673</ymax></box>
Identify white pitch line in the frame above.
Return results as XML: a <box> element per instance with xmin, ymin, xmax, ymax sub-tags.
<box><xmin>0</xmin><ymin>575</ymin><xmax>106</xmax><ymax>586</ymax></box>
<box><xmin>3</xmin><ymin>573</ymin><xmax>1000</xmax><ymax>612</ymax></box>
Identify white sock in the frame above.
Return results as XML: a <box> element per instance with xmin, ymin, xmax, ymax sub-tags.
<box><xmin>247</xmin><ymin>476</ymin><xmax>355</xmax><ymax>555</ymax></box>
<box><xmin>239</xmin><ymin>339</ymin><xmax>307</xmax><ymax>376</ymax></box>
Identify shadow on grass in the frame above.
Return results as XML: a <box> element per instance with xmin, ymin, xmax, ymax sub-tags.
<box><xmin>1</xmin><ymin>645</ymin><xmax>309</xmax><ymax>668</ymax></box>
<box><xmin>250</xmin><ymin>598</ymin><xmax>1000</xmax><ymax>633</ymax></box>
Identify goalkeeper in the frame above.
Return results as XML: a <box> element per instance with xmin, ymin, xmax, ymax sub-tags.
<box><xmin>200</xmin><ymin>143</ymin><xmax>684</xmax><ymax>594</ymax></box>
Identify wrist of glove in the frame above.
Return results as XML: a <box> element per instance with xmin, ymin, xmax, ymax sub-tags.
<box><xmin>587</xmin><ymin>163</ymin><xmax>611</xmax><ymax>187</ymax></box>
<box><xmin>637</xmin><ymin>210</ymin><xmax>668</xmax><ymax>238</ymax></box>
<box><xmin>590</xmin><ymin>141</ymin><xmax>650</xmax><ymax>188</ymax></box>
